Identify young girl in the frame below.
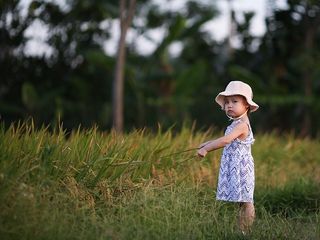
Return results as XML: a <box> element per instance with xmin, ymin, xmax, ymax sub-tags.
<box><xmin>197</xmin><ymin>81</ymin><xmax>259</xmax><ymax>233</ymax></box>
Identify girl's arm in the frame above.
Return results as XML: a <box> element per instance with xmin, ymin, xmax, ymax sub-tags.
<box><xmin>197</xmin><ymin>122</ymin><xmax>248</xmax><ymax>157</ymax></box>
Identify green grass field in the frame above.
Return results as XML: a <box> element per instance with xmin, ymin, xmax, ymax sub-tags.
<box><xmin>0</xmin><ymin>121</ymin><xmax>319</xmax><ymax>239</ymax></box>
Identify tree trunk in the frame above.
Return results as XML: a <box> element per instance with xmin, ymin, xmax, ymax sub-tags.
<box><xmin>112</xmin><ymin>0</ymin><xmax>136</xmax><ymax>133</ymax></box>
<box><xmin>227</xmin><ymin>0</ymin><xmax>236</xmax><ymax>58</ymax></box>
<box><xmin>300</xmin><ymin>8</ymin><xmax>320</xmax><ymax>137</ymax></box>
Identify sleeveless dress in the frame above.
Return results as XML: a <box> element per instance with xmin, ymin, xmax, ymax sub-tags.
<box><xmin>216</xmin><ymin>119</ymin><xmax>255</xmax><ymax>203</ymax></box>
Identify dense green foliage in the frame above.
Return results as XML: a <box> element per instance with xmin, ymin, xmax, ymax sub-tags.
<box><xmin>0</xmin><ymin>122</ymin><xmax>319</xmax><ymax>239</ymax></box>
<box><xmin>1</xmin><ymin>0</ymin><xmax>320</xmax><ymax>135</ymax></box>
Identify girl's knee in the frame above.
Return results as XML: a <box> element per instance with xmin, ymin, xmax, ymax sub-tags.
<box><xmin>240</xmin><ymin>202</ymin><xmax>255</xmax><ymax>218</ymax></box>
<box><xmin>240</xmin><ymin>202</ymin><xmax>254</xmax><ymax>209</ymax></box>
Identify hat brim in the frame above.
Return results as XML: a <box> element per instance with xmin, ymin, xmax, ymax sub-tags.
<box><xmin>215</xmin><ymin>92</ymin><xmax>259</xmax><ymax>112</ymax></box>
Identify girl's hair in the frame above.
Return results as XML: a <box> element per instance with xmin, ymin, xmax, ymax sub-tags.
<box><xmin>236</xmin><ymin>95</ymin><xmax>251</xmax><ymax>117</ymax></box>
<box><xmin>234</xmin><ymin>95</ymin><xmax>250</xmax><ymax>110</ymax></box>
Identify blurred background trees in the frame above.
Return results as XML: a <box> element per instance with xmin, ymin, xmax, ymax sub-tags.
<box><xmin>1</xmin><ymin>0</ymin><xmax>320</xmax><ymax>136</ymax></box>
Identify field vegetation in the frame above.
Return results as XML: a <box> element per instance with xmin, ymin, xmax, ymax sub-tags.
<box><xmin>0</xmin><ymin>121</ymin><xmax>319</xmax><ymax>239</ymax></box>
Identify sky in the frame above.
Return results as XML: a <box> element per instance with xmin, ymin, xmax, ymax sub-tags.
<box><xmin>104</xmin><ymin>0</ymin><xmax>288</xmax><ymax>56</ymax></box>
<box><xmin>20</xmin><ymin>0</ymin><xmax>288</xmax><ymax>57</ymax></box>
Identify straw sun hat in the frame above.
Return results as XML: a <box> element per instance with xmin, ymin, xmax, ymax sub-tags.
<box><xmin>215</xmin><ymin>81</ymin><xmax>259</xmax><ymax>112</ymax></box>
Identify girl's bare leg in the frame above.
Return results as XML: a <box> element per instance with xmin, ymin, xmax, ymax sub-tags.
<box><xmin>238</xmin><ymin>202</ymin><xmax>255</xmax><ymax>233</ymax></box>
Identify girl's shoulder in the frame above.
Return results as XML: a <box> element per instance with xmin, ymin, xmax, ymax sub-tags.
<box><xmin>230</xmin><ymin>119</ymin><xmax>252</xmax><ymax>137</ymax></box>
<box><xmin>231</xmin><ymin>119</ymin><xmax>250</xmax><ymax>129</ymax></box>
<box><xmin>233</xmin><ymin>119</ymin><xmax>255</xmax><ymax>143</ymax></box>
<box><xmin>225</xmin><ymin>120</ymin><xmax>248</xmax><ymax>136</ymax></box>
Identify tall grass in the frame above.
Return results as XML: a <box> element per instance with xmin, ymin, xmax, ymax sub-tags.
<box><xmin>0</xmin><ymin>121</ymin><xmax>319</xmax><ymax>239</ymax></box>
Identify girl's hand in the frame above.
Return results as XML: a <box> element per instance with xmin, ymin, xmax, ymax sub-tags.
<box><xmin>197</xmin><ymin>148</ymin><xmax>207</xmax><ymax>157</ymax></box>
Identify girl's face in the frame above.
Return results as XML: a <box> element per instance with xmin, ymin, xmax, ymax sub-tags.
<box><xmin>224</xmin><ymin>95</ymin><xmax>249</xmax><ymax>118</ymax></box>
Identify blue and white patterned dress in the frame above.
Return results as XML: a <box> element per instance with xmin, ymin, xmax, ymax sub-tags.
<box><xmin>216</xmin><ymin>119</ymin><xmax>255</xmax><ymax>203</ymax></box>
